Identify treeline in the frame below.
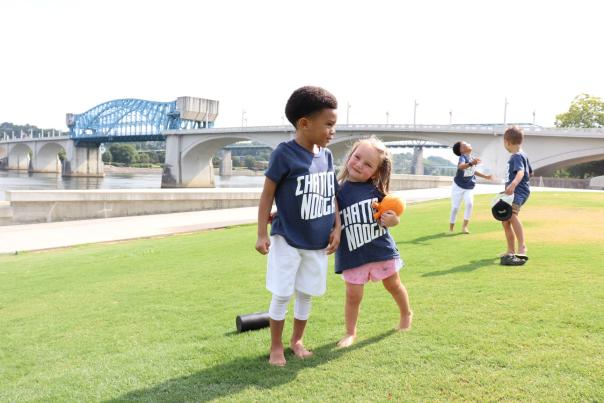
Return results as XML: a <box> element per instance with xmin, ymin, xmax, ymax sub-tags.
<box><xmin>1</xmin><ymin>122</ymin><xmax>63</xmax><ymax>134</ymax></box>
<box><xmin>102</xmin><ymin>143</ymin><xmax>165</xmax><ymax>168</ymax></box>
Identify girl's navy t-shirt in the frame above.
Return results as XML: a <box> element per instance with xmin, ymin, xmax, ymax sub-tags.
<box><xmin>335</xmin><ymin>181</ymin><xmax>400</xmax><ymax>273</ymax></box>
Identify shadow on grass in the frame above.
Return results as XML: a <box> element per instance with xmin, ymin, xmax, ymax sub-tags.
<box><xmin>422</xmin><ymin>258</ymin><xmax>497</xmax><ymax>277</ymax></box>
<box><xmin>107</xmin><ymin>330</ymin><xmax>395</xmax><ymax>402</ymax></box>
<box><xmin>397</xmin><ymin>232</ymin><xmax>463</xmax><ymax>245</ymax></box>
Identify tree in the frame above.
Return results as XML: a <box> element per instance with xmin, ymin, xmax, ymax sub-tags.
<box><xmin>244</xmin><ymin>155</ymin><xmax>256</xmax><ymax>170</ymax></box>
<box><xmin>108</xmin><ymin>143</ymin><xmax>138</xmax><ymax>165</ymax></box>
<box><xmin>553</xmin><ymin>94</ymin><xmax>604</xmax><ymax>178</ymax></box>
<box><xmin>102</xmin><ymin>150</ymin><xmax>112</xmax><ymax>163</ymax></box>
<box><xmin>555</xmin><ymin>93</ymin><xmax>604</xmax><ymax>128</ymax></box>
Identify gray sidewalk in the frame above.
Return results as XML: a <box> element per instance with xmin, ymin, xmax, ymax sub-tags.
<box><xmin>0</xmin><ymin>185</ymin><xmax>598</xmax><ymax>254</ymax></box>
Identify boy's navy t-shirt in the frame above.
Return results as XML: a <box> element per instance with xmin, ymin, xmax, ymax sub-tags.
<box><xmin>506</xmin><ymin>151</ymin><xmax>532</xmax><ymax>202</ymax></box>
<box><xmin>453</xmin><ymin>154</ymin><xmax>476</xmax><ymax>189</ymax></box>
<box><xmin>265</xmin><ymin>140</ymin><xmax>337</xmax><ymax>250</ymax></box>
<box><xmin>335</xmin><ymin>181</ymin><xmax>400</xmax><ymax>273</ymax></box>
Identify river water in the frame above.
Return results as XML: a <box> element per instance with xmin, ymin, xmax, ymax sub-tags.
<box><xmin>0</xmin><ymin>171</ymin><xmax>265</xmax><ymax>200</ymax></box>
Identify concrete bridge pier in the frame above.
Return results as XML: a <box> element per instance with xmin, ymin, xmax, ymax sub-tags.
<box><xmin>162</xmin><ymin>134</ymin><xmax>216</xmax><ymax>188</ymax></box>
<box><xmin>29</xmin><ymin>142</ymin><xmax>64</xmax><ymax>173</ymax></box>
<box><xmin>411</xmin><ymin>146</ymin><xmax>424</xmax><ymax>175</ymax></box>
<box><xmin>0</xmin><ymin>144</ymin><xmax>8</xmax><ymax>170</ymax></box>
<box><xmin>219</xmin><ymin>150</ymin><xmax>233</xmax><ymax>176</ymax></box>
<box><xmin>7</xmin><ymin>146</ymin><xmax>31</xmax><ymax>171</ymax></box>
<box><xmin>63</xmin><ymin>141</ymin><xmax>104</xmax><ymax>177</ymax></box>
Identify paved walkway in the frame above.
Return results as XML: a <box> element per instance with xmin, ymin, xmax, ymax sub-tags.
<box><xmin>0</xmin><ymin>185</ymin><xmax>599</xmax><ymax>254</ymax></box>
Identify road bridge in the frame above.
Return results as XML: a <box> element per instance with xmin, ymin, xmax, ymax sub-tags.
<box><xmin>2</xmin><ymin>124</ymin><xmax>603</xmax><ymax>186</ymax></box>
<box><xmin>160</xmin><ymin>124</ymin><xmax>604</xmax><ymax>187</ymax></box>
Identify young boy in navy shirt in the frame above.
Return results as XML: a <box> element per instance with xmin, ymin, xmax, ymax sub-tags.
<box><xmin>450</xmin><ymin>141</ymin><xmax>493</xmax><ymax>233</ymax></box>
<box><xmin>500</xmin><ymin>126</ymin><xmax>533</xmax><ymax>266</ymax></box>
<box><xmin>256</xmin><ymin>86</ymin><xmax>341</xmax><ymax>366</ymax></box>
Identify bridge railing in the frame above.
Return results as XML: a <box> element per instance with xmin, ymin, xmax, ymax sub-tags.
<box><xmin>1</xmin><ymin>130</ymin><xmax>69</xmax><ymax>142</ymax></box>
<box><xmin>166</xmin><ymin>123</ymin><xmax>604</xmax><ymax>136</ymax></box>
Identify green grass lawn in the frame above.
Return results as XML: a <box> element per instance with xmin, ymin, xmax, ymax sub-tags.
<box><xmin>1</xmin><ymin>192</ymin><xmax>603</xmax><ymax>402</ymax></box>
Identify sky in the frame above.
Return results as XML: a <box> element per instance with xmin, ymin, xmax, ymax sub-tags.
<box><xmin>2</xmin><ymin>0</ymin><xmax>603</xmax><ymax>134</ymax></box>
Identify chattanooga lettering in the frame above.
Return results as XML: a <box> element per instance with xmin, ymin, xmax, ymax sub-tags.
<box><xmin>295</xmin><ymin>172</ymin><xmax>336</xmax><ymax>220</ymax></box>
<box><xmin>340</xmin><ymin>198</ymin><xmax>386</xmax><ymax>251</ymax></box>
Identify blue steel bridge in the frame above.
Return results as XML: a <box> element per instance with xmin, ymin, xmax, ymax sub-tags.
<box><xmin>66</xmin><ymin>97</ymin><xmax>219</xmax><ymax>145</ymax></box>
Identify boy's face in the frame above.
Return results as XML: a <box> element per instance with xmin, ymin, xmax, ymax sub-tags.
<box><xmin>503</xmin><ymin>138</ymin><xmax>513</xmax><ymax>152</ymax></box>
<box><xmin>300</xmin><ymin>108</ymin><xmax>337</xmax><ymax>148</ymax></box>
<box><xmin>460</xmin><ymin>141</ymin><xmax>472</xmax><ymax>154</ymax></box>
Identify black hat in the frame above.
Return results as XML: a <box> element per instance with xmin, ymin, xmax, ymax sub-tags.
<box><xmin>491</xmin><ymin>193</ymin><xmax>514</xmax><ymax>221</ymax></box>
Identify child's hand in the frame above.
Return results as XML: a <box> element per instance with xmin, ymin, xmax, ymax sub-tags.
<box><xmin>380</xmin><ymin>210</ymin><xmax>400</xmax><ymax>227</ymax></box>
<box><xmin>504</xmin><ymin>184</ymin><xmax>515</xmax><ymax>195</ymax></box>
<box><xmin>256</xmin><ymin>235</ymin><xmax>271</xmax><ymax>255</ymax></box>
<box><xmin>484</xmin><ymin>174</ymin><xmax>494</xmax><ymax>181</ymax></box>
<box><xmin>471</xmin><ymin>157</ymin><xmax>481</xmax><ymax>165</ymax></box>
<box><xmin>325</xmin><ymin>227</ymin><xmax>341</xmax><ymax>255</ymax></box>
<box><xmin>268</xmin><ymin>210</ymin><xmax>277</xmax><ymax>224</ymax></box>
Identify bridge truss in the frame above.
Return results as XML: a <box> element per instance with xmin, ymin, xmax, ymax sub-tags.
<box><xmin>67</xmin><ymin>97</ymin><xmax>218</xmax><ymax>145</ymax></box>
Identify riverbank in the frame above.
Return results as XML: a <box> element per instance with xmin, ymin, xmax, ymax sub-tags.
<box><xmin>104</xmin><ymin>165</ymin><xmax>162</xmax><ymax>173</ymax></box>
<box><xmin>103</xmin><ymin>165</ymin><xmax>265</xmax><ymax>176</ymax></box>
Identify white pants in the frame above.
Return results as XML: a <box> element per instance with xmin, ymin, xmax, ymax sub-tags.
<box><xmin>266</xmin><ymin>235</ymin><xmax>328</xmax><ymax>297</ymax></box>
<box><xmin>450</xmin><ymin>182</ymin><xmax>474</xmax><ymax>223</ymax></box>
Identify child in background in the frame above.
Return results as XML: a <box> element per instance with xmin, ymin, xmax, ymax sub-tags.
<box><xmin>500</xmin><ymin>126</ymin><xmax>533</xmax><ymax>266</ymax></box>
<box><xmin>256</xmin><ymin>86</ymin><xmax>341</xmax><ymax>366</ymax></box>
<box><xmin>450</xmin><ymin>141</ymin><xmax>493</xmax><ymax>233</ymax></box>
<box><xmin>335</xmin><ymin>136</ymin><xmax>412</xmax><ymax>348</ymax></box>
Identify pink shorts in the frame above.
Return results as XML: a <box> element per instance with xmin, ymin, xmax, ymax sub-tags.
<box><xmin>342</xmin><ymin>258</ymin><xmax>403</xmax><ymax>285</ymax></box>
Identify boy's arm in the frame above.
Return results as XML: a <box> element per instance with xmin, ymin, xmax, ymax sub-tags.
<box><xmin>325</xmin><ymin>199</ymin><xmax>341</xmax><ymax>255</ymax></box>
<box><xmin>458</xmin><ymin>157</ymin><xmax>481</xmax><ymax>170</ymax></box>
<box><xmin>505</xmin><ymin>170</ymin><xmax>524</xmax><ymax>195</ymax></box>
<box><xmin>256</xmin><ymin>177</ymin><xmax>277</xmax><ymax>255</ymax></box>
<box><xmin>475</xmin><ymin>170</ymin><xmax>494</xmax><ymax>180</ymax></box>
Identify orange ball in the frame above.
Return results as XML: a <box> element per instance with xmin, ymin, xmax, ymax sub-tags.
<box><xmin>372</xmin><ymin>194</ymin><xmax>405</xmax><ymax>220</ymax></box>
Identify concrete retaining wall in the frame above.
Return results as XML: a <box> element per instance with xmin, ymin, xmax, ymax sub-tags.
<box><xmin>5</xmin><ymin>189</ymin><xmax>263</xmax><ymax>225</ymax></box>
<box><xmin>2</xmin><ymin>174</ymin><xmax>454</xmax><ymax>225</ymax></box>
<box><xmin>390</xmin><ymin>174</ymin><xmax>452</xmax><ymax>190</ymax></box>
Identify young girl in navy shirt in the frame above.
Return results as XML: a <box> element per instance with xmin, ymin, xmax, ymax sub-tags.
<box><xmin>335</xmin><ymin>136</ymin><xmax>412</xmax><ymax>348</ymax></box>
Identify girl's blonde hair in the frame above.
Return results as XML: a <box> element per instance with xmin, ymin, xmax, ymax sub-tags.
<box><xmin>338</xmin><ymin>136</ymin><xmax>393</xmax><ymax>194</ymax></box>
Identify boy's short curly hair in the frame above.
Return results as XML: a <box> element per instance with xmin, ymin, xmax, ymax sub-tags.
<box><xmin>504</xmin><ymin>126</ymin><xmax>524</xmax><ymax>145</ymax></box>
<box><xmin>285</xmin><ymin>86</ymin><xmax>338</xmax><ymax>128</ymax></box>
<box><xmin>452</xmin><ymin>141</ymin><xmax>462</xmax><ymax>156</ymax></box>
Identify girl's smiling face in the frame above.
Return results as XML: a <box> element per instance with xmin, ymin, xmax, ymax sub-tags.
<box><xmin>345</xmin><ymin>142</ymin><xmax>381</xmax><ymax>182</ymax></box>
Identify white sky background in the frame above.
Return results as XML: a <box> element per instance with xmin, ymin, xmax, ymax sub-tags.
<box><xmin>1</xmin><ymin>0</ymin><xmax>603</xmax><ymax>138</ymax></box>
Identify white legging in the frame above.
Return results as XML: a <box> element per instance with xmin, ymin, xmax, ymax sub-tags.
<box><xmin>268</xmin><ymin>291</ymin><xmax>312</xmax><ymax>321</ymax></box>
<box><xmin>450</xmin><ymin>183</ymin><xmax>474</xmax><ymax>223</ymax></box>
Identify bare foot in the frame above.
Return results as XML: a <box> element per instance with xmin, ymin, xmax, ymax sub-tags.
<box><xmin>290</xmin><ymin>341</ymin><xmax>313</xmax><ymax>359</ymax></box>
<box><xmin>269</xmin><ymin>346</ymin><xmax>286</xmax><ymax>367</ymax></box>
<box><xmin>462</xmin><ymin>227</ymin><xmax>470</xmax><ymax>234</ymax></box>
<box><xmin>336</xmin><ymin>334</ymin><xmax>356</xmax><ymax>348</ymax></box>
<box><xmin>517</xmin><ymin>247</ymin><xmax>528</xmax><ymax>255</ymax></box>
<box><xmin>396</xmin><ymin>312</ymin><xmax>413</xmax><ymax>331</ymax></box>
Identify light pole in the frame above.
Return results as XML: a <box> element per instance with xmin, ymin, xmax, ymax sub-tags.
<box><xmin>346</xmin><ymin>102</ymin><xmax>351</xmax><ymax>125</ymax></box>
<box><xmin>532</xmin><ymin>110</ymin><xmax>536</xmax><ymax>125</ymax></box>
<box><xmin>449</xmin><ymin>109</ymin><xmax>453</xmax><ymax>125</ymax></box>
<box><xmin>241</xmin><ymin>109</ymin><xmax>246</xmax><ymax>128</ymax></box>
<box><xmin>413</xmin><ymin>99</ymin><xmax>419</xmax><ymax>126</ymax></box>
<box><xmin>386</xmin><ymin>111</ymin><xmax>390</xmax><ymax>124</ymax></box>
<box><xmin>503</xmin><ymin>98</ymin><xmax>508</xmax><ymax>128</ymax></box>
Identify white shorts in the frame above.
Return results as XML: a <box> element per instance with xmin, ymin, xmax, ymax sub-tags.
<box><xmin>266</xmin><ymin>235</ymin><xmax>328</xmax><ymax>297</ymax></box>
